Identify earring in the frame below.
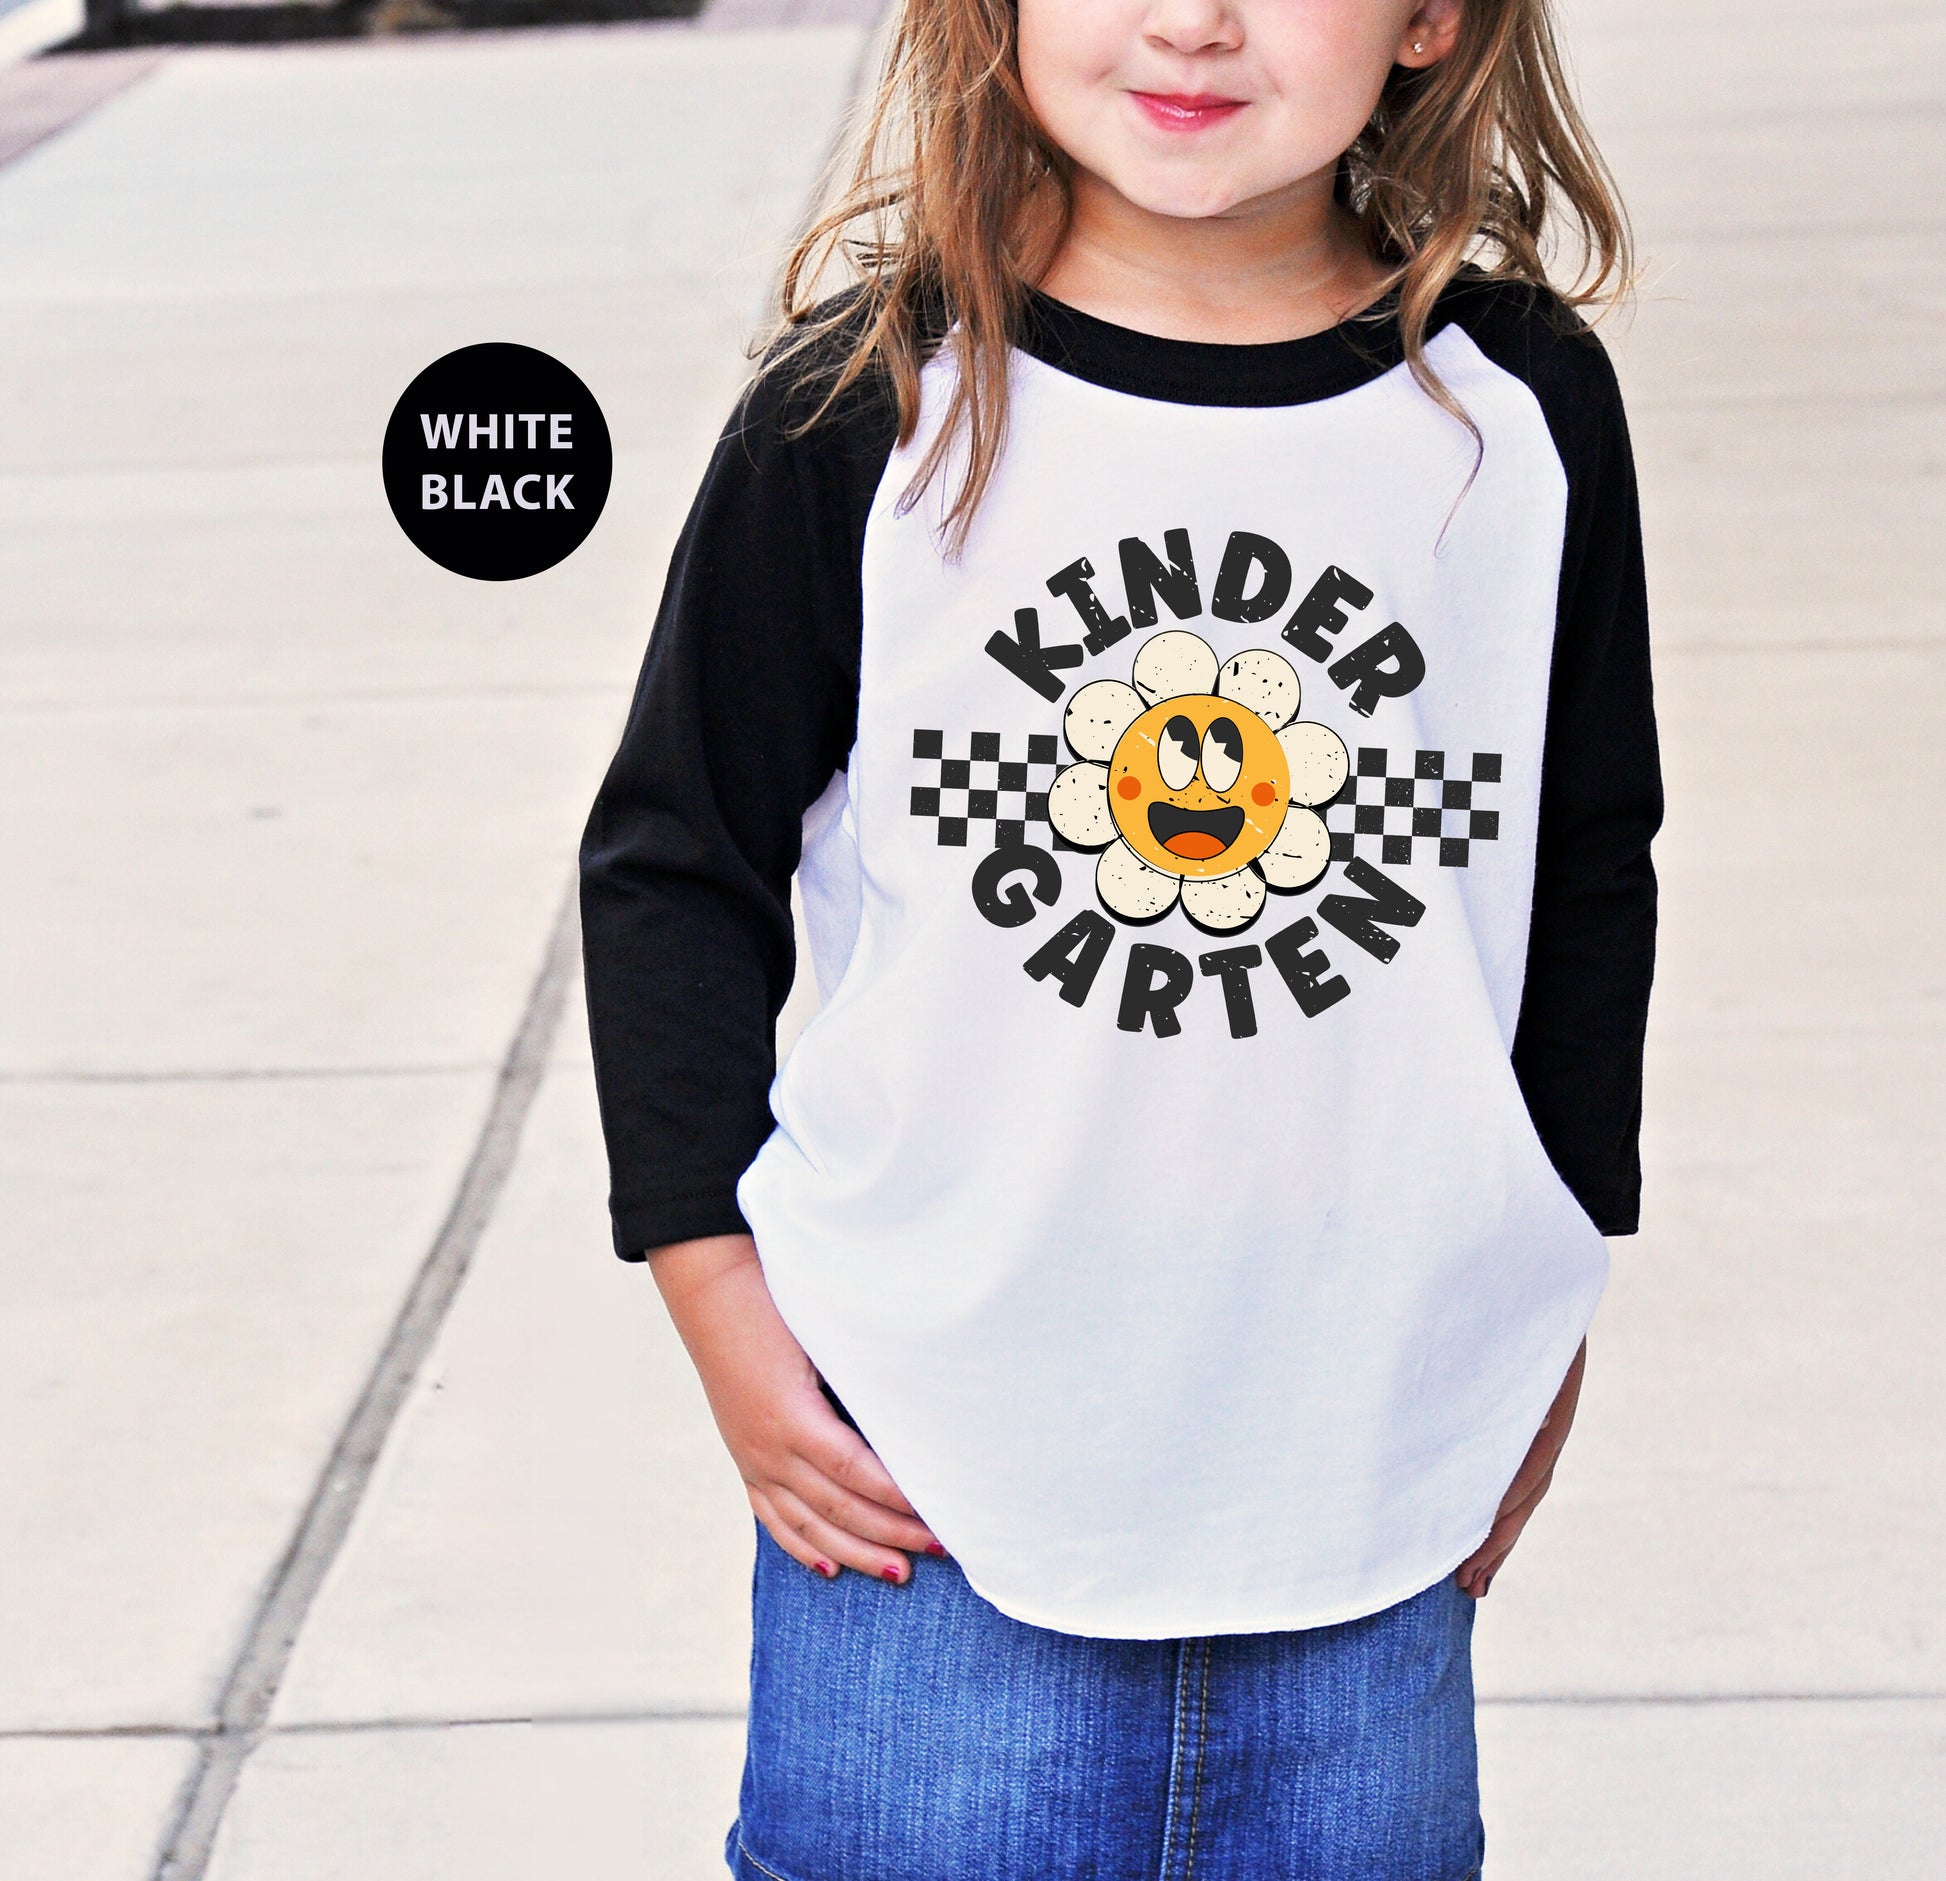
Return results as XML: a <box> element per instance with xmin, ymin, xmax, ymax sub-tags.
<box><xmin>1412</xmin><ymin>38</ymin><xmax>1426</xmax><ymax>52</ymax></box>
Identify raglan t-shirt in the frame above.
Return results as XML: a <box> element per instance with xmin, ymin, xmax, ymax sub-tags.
<box><xmin>580</xmin><ymin>276</ymin><xmax>1661</xmax><ymax>1639</ymax></box>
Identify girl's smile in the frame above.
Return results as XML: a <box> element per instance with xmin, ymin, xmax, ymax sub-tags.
<box><xmin>1127</xmin><ymin>90</ymin><xmax>1248</xmax><ymax>134</ymax></box>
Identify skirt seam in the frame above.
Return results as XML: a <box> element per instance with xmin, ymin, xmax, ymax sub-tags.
<box><xmin>1183</xmin><ymin>1639</ymin><xmax>1212</xmax><ymax>1880</ymax></box>
<box><xmin>1158</xmin><ymin>1636</ymin><xmax>1213</xmax><ymax>1881</ymax></box>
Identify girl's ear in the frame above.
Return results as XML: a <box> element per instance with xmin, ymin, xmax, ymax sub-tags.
<box><xmin>1395</xmin><ymin>0</ymin><xmax>1464</xmax><ymax>68</ymax></box>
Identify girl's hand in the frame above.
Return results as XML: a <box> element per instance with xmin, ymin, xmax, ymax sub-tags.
<box><xmin>1455</xmin><ymin>1340</ymin><xmax>1586</xmax><ymax>1599</ymax></box>
<box><xmin>648</xmin><ymin>1232</ymin><xmax>942</xmax><ymax>1583</ymax></box>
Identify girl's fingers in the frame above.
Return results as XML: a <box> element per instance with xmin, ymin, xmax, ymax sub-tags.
<box><xmin>1499</xmin><ymin>1463</ymin><xmax>1556</xmax><ymax>1533</ymax></box>
<box><xmin>1460</xmin><ymin>1348</ymin><xmax>1586</xmax><ymax>1599</ymax></box>
<box><xmin>765</xmin><ymin>1481</ymin><xmax>915</xmax><ymax>1584</ymax></box>
<box><xmin>782</xmin><ymin>1456</ymin><xmax>941</xmax><ymax>1553</ymax></box>
<box><xmin>1496</xmin><ymin>1426</ymin><xmax>1567</xmax><ymax>1514</ymax></box>
<box><xmin>1469</xmin><ymin>1500</ymin><xmax>1537</xmax><ymax>1576</ymax></box>
<box><xmin>747</xmin><ymin>1487</ymin><xmax>840</xmax><ymax>1580</ymax></box>
<box><xmin>1489</xmin><ymin>1344</ymin><xmax>1587</xmax><ymax>1519</ymax></box>
<box><xmin>1458</xmin><ymin>1546</ymin><xmax>1510</xmax><ymax>1598</ymax></box>
<box><xmin>1484</xmin><ymin>1459</ymin><xmax>1556</xmax><ymax>1539</ymax></box>
<box><xmin>812</xmin><ymin>1425</ymin><xmax>923</xmax><ymax>1519</ymax></box>
<box><xmin>774</xmin><ymin>1391</ymin><xmax>940</xmax><ymax>1546</ymax></box>
<box><xmin>1458</xmin><ymin>1465</ymin><xmax>1558</xmax><ymax>1593</ymax></box>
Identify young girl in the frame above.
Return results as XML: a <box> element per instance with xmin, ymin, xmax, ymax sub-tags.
<box><xmin>582</xmin><ymin>0</ymin><xmax>1658</xmax><ymax>1872</ymax></box>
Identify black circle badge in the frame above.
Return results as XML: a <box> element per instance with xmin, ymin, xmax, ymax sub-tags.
<box><xmin>383</xmin><ymin>343</ymin><xmax>612</xmax><ymax>580</ymax></box>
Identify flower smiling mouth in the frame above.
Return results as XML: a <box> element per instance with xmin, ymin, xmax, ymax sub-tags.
<box><xmin>1148</xmin><ymin>802</ymin><xmax>1246</xmax><ymax>861</ymax></box>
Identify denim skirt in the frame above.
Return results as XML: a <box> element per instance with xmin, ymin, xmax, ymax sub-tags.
<box><xmin>729</xmin><ymin>1527</ymin><xmax>1484</xmax><ymax>1881</ymax></box>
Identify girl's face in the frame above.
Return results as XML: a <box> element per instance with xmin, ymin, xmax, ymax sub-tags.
<box><xmin>1017</xmin><ymin>0</ymin><xmax>1459</xmax><ymax>224</ymax></box>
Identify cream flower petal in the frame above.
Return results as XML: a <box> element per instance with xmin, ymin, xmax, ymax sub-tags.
<box><xmin>1278</xmin><ymin>721</ymin><xmax>1351</xmax><ymax>807</ymax></box>
<box><xmin>1096</xmin><ymin>841</ymin><xmax>1181</xmax><ymax>923</ymax></box>
<box><xmin>1062</xmin><ymin>679</ymin><xmax>1146</xmax><ymax>762</ymax></box>
<box><xmin>1256</xmin><ymin>806</ymin><xmax>1332</xmax><ymax>892</ymax></box>
<box><xmin>1132</xmin><ymin>629</ymin><xmax>1218</xmax><ymax>705</ymax></box>
<box><xmin>1046</xmin><ymin>762</ymin><xmax>1116</xmax><ymax>848</ymax></box>
<box><xmin>1217</xmin><ymin>648</ymin><xmax>1302</xmax><ymax>729</ymax></box>
<box><xmin>1181</xmin><ymin>867</ymin><xmax>1267</xmax><ymax>934</ymax></box>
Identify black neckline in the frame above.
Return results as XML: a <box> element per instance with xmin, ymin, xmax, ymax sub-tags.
<box><xmin>1016</xmin><ymin>286</ymin><xmax>1424</xmax><ymax>410</ymax></box>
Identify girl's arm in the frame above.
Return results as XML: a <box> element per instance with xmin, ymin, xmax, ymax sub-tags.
<box><xmin>1504</xmin><ymin>306</ymin><xmax>1663</xmax><ymax>1235</ymax></box>
<box><xmin>579</xmin><ymin>354</ymin><xmax>884</xmax><ymax>1259</ymax></box>
<box><xmin>580</xmin><ymin>335</ymin><xmax>928</xmax><ymax>1577</ymax></box>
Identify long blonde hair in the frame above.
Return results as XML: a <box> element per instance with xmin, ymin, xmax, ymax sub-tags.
<box><xmin>773</xmin><ymin>0</ymin><xmax>1631</xmax><ymax>548</ymax></box>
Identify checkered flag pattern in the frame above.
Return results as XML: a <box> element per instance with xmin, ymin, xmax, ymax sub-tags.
<box><xmin>1323</xmin><ymin>748</ymin><xmax>1504</xmax><ymax>868</ymax></box>
<box><xmin>908</xmin><ymin>729</ymin><xmax>1069</xmax><ymax>848</ymax></box>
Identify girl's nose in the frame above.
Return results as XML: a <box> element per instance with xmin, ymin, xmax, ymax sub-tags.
<box><xmin>1143</xmin><ymin>0</ymin><xmax>1245</xmax><ymax>59</ymax></box>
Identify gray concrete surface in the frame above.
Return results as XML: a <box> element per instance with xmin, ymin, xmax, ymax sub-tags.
<box><xmin>1</xmin><ymin>0</ymin><xmax>1939</xmax><ymax>1875</ymax></box>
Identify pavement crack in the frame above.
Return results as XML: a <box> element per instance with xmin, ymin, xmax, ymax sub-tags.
<box><xmin>147</xmin><ymin>881</ymin><xmax>580</xmax><ymax>1881</ymax></box>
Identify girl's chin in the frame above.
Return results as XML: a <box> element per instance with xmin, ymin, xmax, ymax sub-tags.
<box><xmin>1093</xmin><ymin>168</ymin><xmax>1277</xmax><ymax>224</ymax></box>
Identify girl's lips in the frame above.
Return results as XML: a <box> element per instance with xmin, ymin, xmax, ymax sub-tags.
<box><xmin>1128</xmin><ymin>91</ymin><xmax>1247</xmax><ymax>133</ymax></box>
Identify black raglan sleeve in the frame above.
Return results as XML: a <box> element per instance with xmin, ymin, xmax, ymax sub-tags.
<box><xmin>1474</xmin><ymin>290</ymin><xmax>1663</xmax><ymax>1235</ymax></box>
<box><xmin>579</xmin><ymin>350</ymin><xmax>896</xmax><ymax>1259</ymax></box>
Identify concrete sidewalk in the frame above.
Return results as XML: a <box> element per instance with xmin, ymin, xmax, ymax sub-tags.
<box><xmin>1</xmin><ymin>2</ymin><xmax>1940</xmax><ymax>1876</ymax></box>
<box><xmin>0</xmin><ymin>17</ymin><xmax>870</xmax><ymax>1877</ymax></box>
<box><xmin>1474</xmin><ymin>2</ymin><xmax>1946</xmax><ymax>1868</ymax></box>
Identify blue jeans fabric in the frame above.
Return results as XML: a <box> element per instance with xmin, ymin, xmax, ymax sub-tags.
<box><xmin>730</xmin><ymin>1527</ymin><xmax>1483</xmax><ymax>1881</ymax></box>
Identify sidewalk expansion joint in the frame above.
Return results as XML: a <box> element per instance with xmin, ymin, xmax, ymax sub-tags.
<box><xmin>0</xmin><ymin>1062</ymin><xmax>497</xmax><ymax>1085</ymax></box>
<box><xmin>1477</xmin><ymin>1689</ymin><xmax>1946</xmax><ymax>1707</ymax></box>
<box><xmin>14</xmin><ymin>1689</ymin><xmax>1946</xmax><ymax>1751</ymax></box>
<box><xmin>0</xmin><ymin>683</ymin><xmax>634</xmax><ymax>718</ymax></box>
<box><xmin>271</xmin><ymin>1705</ymin><xmax>752</xmax><ymax>1734</ymax></box>
<box><xmin>0</xmin><ymin>1709</ymin><xmax>748</xmax><ymax>1747</ymax></box>
<box><xmin>0</xmin><ymin>1058</ymin><xmax>502</xmax><ymax>1089</ymax></box>
<box><xmin>1658</xmin><ymin>638</ymin><xmax>1946</xmax><ymax>657</ymax></box>
<box><xmin>1629</xmin><ymin>384</ymin><xmax>1946</xmax><ymax>413</ymax></box>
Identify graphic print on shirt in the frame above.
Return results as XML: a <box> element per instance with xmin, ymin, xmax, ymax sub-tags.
<box><xmin>904</xmin><ymin>528</ymin><xmax>1504</xmax><ymax>1039</ymax></box>
<box><xmin>1042</xmin><ymin>630</ymin><xmax>1345</xmax><ymax>936</ymax></box>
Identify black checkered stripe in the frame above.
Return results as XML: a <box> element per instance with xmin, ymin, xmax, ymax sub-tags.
<box><xmin>907</xmin><ymin>729</ymin><xmax>1069</xmax><ymax>848</ymax></box>
<box><xmin>1324</xmin><ymin>748</ymin><xmax>1504</xmax><ymax>868</ymax></box>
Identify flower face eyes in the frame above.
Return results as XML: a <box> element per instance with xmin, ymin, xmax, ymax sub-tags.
<box><xmin>1154</xmin><ymin>713</ymin><xmax>1245</xmax><ymax>794</ymax></box>
<box><xmin>1201</xmin><ymin>716</ymin><xmax>1243</xmax><ymax>794</ymax></box>
<box><xmin>1157</xmin><ymin>714</ymin><xmax>1200</xmax><ymax>792</ymax></box>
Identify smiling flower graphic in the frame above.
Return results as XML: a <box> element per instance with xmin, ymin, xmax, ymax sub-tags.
<box><xmin>1047</xmin><ymin>630</ymin><xmax>1350</xmax><ymax>934</ymax></box>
